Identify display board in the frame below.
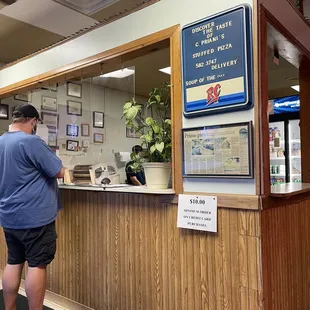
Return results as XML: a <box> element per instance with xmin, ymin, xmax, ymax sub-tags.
<box><xmin>182</xmin><ymin>5</ymin><xmax>253</xmax><ymax>117</ymax></box>
<box><xmin>182</xmin><ymin>122</ymin><xmax>253</xmax><ymax>178</ymax></box>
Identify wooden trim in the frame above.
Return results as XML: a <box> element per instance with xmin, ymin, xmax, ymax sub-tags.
<box><xmin>0</xmin><ymin>25</ymin><xmax>179</xmax><ymax>97</ymax></box>
<box><xmin>170</xmin><ymin>27</ymin><xmax>183</xmax><ymax>194</ymax></box>
<box><xmin>262</xmin><ymin>191</ymin><xmax>310</xmax><ymax>209</ymax></box>
<box><xmin>184</xmin><ymin>192</ymin><xmax>260</xmax><ymax>210</ymax></box>
<box><xmin>253</xmin><ymin>0</ymin><xmax>261</xmax><ymax>195</ymax></box>
<box><xmin>300</xmin><ymin>56</ymin><xmax>310</xmax><ymax>183</ymax></box>
<box><xmin>259</xmin><ymin>1</ymin><xmax>310</xmax><ymax>60</ymax></box>
<box><xmin>258</xmin><ymin>6</ymin><xmax>271</xmax><ymax>196</ymax></box>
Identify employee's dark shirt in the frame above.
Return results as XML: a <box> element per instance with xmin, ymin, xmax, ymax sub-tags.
<box><xmin>125</xmin><ymin>161</ymin><xmax>146</xmax><ymax>185</ymax></box>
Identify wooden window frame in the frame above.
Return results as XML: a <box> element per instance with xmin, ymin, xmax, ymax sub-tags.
<box><xmin>0</xmin><ymin>25</ymin><xmax>183</xmax><ymax>194</ymax></box>
<box><xmin>258</xmin><ymin>1</ymin><xmax>310</xmax><ymax>199</ymax></box>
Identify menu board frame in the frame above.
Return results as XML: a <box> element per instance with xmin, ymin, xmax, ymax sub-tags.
<box><xmin>182</xmin><ymin>121</ymin><xmax>253</xmax><ymax>178</ymax></box>
<box><xmin>181</xmin><ymin>5</ymin><xmax>253</xmax><ymax>117</ymax></box>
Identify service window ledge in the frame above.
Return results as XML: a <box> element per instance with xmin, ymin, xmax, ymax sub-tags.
<box><xmin>271</xmin><ymin>183</ymin><xmax>310</xmax><ymax>198</ymax></box>
<box><xmin>184</xmin><ymin>192</ymin><xmax>260</xmax><ymax>210</ymax></box>
<box><xmin>59</xmin><ymin>184</ymin><xmax>175</xmax><ymax>195</ymax></box>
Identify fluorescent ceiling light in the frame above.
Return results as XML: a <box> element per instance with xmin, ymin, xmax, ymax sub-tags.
<box><xmin>100</xmin><ymin>68</ymin><xmax>134</xmax><ymax>79</ymax></box>
<box><xmin>54</xmin><ymin>0</ymin><xmax>121</xmax><ymax>15</ymax></box>
<box><xmin>291</xmin><ymin>85</ymin><xmax>300</xmax><ymax>92</ymax></box>
<box><xmin>159</xmin><ymin>67</ymin><xmax>171</xmax><ymax>75</ymax></box>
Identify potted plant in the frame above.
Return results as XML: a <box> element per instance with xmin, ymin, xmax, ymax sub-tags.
<box><xmin>122</xmin><ymin>82</ymin><xmax>172</xmax><ymax>189</ymax></box>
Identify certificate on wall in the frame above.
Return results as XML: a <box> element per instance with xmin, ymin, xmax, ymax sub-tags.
<box><xmin>182</xmin><ymin>5</ymin><xmax>253</xmax><ymax>117</ymax></box>
<box><xmin>182</xmin><ymin>122</ymin><xmax>253</xmax><ymax>178</ymax></box>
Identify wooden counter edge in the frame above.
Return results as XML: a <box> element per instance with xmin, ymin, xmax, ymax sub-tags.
<box><xmin>178</xmin><ymin>192</ymin><xmax>260</xmax><ymax>210</ymax></box>
<box><xmin>262</xmin><ymin>188</ymin><xmax>310</xmax><ymax>209</ymax></box>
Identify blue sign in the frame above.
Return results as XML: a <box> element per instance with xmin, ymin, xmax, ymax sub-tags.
<box><xmin>182</xmin><ymin>5</ymin><xmax>253</xmax><ymax>117</ymax></box>
<box><xmin>271</xmin><ymin>95</ymin><xmax>300</xmax><ymax>114</ymax></box>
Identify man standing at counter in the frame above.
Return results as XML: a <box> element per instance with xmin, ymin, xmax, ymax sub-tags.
<box><xmin>126</xmin><ymin>145</ymin><xmax>146</xmax><ymax>186</ymax></box>
<box><xmin>0</xmin><ymin>104</ymin><xmax>64</xmax><ymax>310</ymax></box>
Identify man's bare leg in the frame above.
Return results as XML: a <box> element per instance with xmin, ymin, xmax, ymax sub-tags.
<box><xmin>2</xmin><ymin>263</ymin><xmax>24</xmax><ymax>310</ymax></box>
<box><xmin>25</xmin><ymin>266</ymin><xmax>47</xmax><ymax>310</ymax></box>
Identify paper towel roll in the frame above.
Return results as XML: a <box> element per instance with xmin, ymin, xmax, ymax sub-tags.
<box><xmin>118</xmin><ymin>152</ymin><xmax>131</xmax><ymax>162</ymax></box>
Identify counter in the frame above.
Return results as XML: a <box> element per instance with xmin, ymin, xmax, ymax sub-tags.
<box><xmin>270</xmin><ymin>183</ymin><xmax>310</xmax><ymax>198</ymax></box>
<box><xmin>59</xmin><ymin>184</ymin><xmax>175</xmax><ymax>195</ymax></box>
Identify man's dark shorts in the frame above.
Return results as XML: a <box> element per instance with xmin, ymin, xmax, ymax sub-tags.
<box><xmin>3</xmin><ymin>221</ymin><xmax>57</xmax><ymax>268</ymax></box>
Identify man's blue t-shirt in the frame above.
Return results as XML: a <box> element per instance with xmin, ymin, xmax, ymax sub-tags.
<box><xmin>0</xmin><ymin>131</ymin><xmax>62</xmax><ymax>229</ymax></box>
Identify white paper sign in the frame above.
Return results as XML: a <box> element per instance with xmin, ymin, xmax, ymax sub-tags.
<box><xmin>177</xmin><ymin>194</ymin><xmax>217</xmax><ymax>232</ymax></box>
<box><xmin>36</xmin><ymin>124</ymin><xmax>49</xmax><ymax>144</ymax></box>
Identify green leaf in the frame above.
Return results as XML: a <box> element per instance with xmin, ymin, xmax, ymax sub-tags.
<box><xmin>123</xmin><ymin>101</ymin><xmax>133</xmax><ymax>110</ymax></box>
<box><xmin>140</xmin><ymin>133</ymin><xmax>152</xmax><ymax>143</ymax></box>
<box><xmin>145</xmin><ymin>117</ymin><xmax>154</xmax><ymax>126</ymax></box>
<box><xmin>152</xmin><ymin>123</ymin><xmax>160</xmax><ymax>134</ymax></box>
<box><xmin>126</xmin><ymin>105</ymin><xmax>141</xmax><ymax>120</ymax></box>
<box><xmin>150</xmin><ymin>145</ymin><xmax>156</xmax><ymax>154</ymax></box>
<box><xmin>155</xmin><ymin>95</ymin><xmax>161</xmax><ymax>103</ymax></box>
<box><xmin>155</xmin><ymin>142</ymin><xmax>164</xmax><ymax>153</ymax></box>
<box><xmin>165</xmin><ymin>119</ymin><xmax>171</xmax><ymax>125</ymax></box>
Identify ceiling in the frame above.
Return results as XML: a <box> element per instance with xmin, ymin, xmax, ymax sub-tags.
<box><xmin>0</xmin><ymin>0</ymin><xmax>159</xmax><ymax>65</ymax></box>
<box><xmin>267</xmin><ymin>23</ymin><xmax>300</xmax><ymax>99</ymax></box>
<box><xmin>87</xmin><ymin>47</ymin><xmax>170</xmax><ymax>97</ymax></box>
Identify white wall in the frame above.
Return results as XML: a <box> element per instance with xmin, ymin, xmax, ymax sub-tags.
<box><xmin>0</xmin><ymin>0</ymin><xmax>253</xmax><ymax>88</ymax></box>
<box><xmin>0</xmin><ymin>83</ymin><xmax>143</xmax><ymax>182</ymax></box>
<box><xmin>0</xmin><ymin>0</ymin><xmax>256</xmax><ymax>194</ymax></box>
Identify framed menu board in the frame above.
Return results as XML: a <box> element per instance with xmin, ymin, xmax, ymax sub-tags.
<box><xmin>182</xmin><ymin>5</ymin><xmax>253</xmax><ymax>117</ymax></box>
<box><xmin>182</xmin><ymin>122</ymin><xmax>253</xmax><ymax>178</ymax></box>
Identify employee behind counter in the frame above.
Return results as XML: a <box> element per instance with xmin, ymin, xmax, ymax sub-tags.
<box><xmin>125</xmin><ymin>145</ymin><xmax>146</xmax><ymax>186</ymax></box>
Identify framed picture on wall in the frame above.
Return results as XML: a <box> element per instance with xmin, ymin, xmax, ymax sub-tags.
<box><xmin>67</xmin><ymin>82</ymin><xmax>82</xmax><ymax>98</ymax></box>
<box><xmin>81</xmin><ymin>123</ymin><xmax>90</xmax><ymax>136</ymax></box>
<box><xmin>182</xmin><ymin>122</ymin><xmax>253</xmax><ymax>178</ymax></box>
<box><xmin>66</xmin><ymin>124</ymin><xmax>79</xmax><ymax>137</ymax></box>
<box><xmin>67</xmin><ymin>100</ymin><xmax>82</xmax><ymax>116</ymax></box>
<box><xmin>14</xmin><ymin>93</ymin><xmax>31</xmax><ymax>102</ymax></box>
<box><xmin>93</xmin><ymin>133</ymin><xmax>104</xmax><ymax>143</ymax></box>
<box><xmin>93</xmin><ymin>111</ymin><xmax>104</xmax><ymax>128</ymax></box>
<box><xmin>48</xmin><ymin>131</ymin><xmax>57</xmax><ymax>147</ymax></box>
<box><xmin>126</xmin><ymin>126</ymin><xmax>142</xmax><ymax>138</ymax></box>
<box><xmin>41</xmin><ymin>96</ymin><xmax>57</xmax><ymax>112</ymax></box>
<box><xmin>0</xmin><ymin>104</ymin><xmax>9</xmax><ymax>120</ymax></box>
<box><xmin>41</xmin><ymin>83</ymin><xmax>58</xmax><ymax>92</ymax></box>
<box><xmin>66</xmin><ymin>140</ymin><xmax>79</xmax><ymax>151</ymax></box>
<box><xmin>41</xmin><ymin>112</ymin><xmax>58</xmax><ymax>130</ymax></box>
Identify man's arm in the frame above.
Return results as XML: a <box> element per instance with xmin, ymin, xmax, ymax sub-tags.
<box><xmin>56</xmin><ymin>167</ymin><xmax>65</xmax><ymax>179</ymax></box>
<box><xmin>23</xmin><ymin>137</ymin><xmax>64</xmax><ymax>179</ymax></box>
<box><xmin>130</xmin><ymin>176</ymin><xmax>142</xmax><ymax>186</ymax></box>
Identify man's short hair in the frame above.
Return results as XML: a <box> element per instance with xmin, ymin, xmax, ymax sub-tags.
<box><xmin>12</xmin><ymin>117</ymin><xmax>32</xmax><ymax>124</ymax></box>
<box><xmin>132</xmin><ymin>145</ymin><xmax>143</xmax><ymax>154</ymax></box>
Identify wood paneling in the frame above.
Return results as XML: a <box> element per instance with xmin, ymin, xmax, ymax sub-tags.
<box><xmin>261</xmin><ymin>197</ymin><xmax>310</xmax><ymax>310</ymax></box>
<box><xmin>0</xmin><ymin>190</ymin><xmax>262</xmax><ymax>310</ymax></box>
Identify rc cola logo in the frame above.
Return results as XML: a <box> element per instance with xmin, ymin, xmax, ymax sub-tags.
<box><xmin>206</xmin><ymin>83</ymin><xmax>221</xmax><ymax>106</ymax></box>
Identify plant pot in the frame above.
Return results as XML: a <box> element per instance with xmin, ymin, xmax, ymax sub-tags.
<box><xmin>142</xmin><ymin>162</ymin><xmax>172</xmax><ymax>189</ymax></box>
